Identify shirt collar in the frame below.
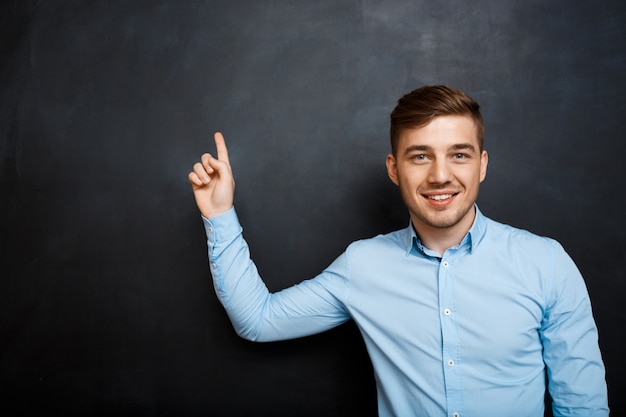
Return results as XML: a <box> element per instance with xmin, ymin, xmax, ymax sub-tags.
<box><xmin>402</xmin><ymin>204</ymin><xmax>488</xmax><ymax>256</ymax></box>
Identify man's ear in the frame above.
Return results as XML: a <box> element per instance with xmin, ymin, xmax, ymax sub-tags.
<box><xmin>386</xmin><ymin>154</ymin><xmax>399</xmax><ymax>186</ymax></box>
<box><xmin>479</xmin><ymin>150</ymin><xmax>488</xmax><ymax>183</ymax></box>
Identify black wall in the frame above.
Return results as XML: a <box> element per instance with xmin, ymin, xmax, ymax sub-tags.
<box><xmin>2</xmin><ymin>1</ymin><xmax>624</xmax><ymax>416</ymax></box>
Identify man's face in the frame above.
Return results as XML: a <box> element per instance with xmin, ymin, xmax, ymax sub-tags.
<box><xmin>386</xmin><ymin>115</ymin><xmax>488</xmax><ymax>236</ymax></box>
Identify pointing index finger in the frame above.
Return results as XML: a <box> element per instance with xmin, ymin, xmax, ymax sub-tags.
<box><xmin>214</xmin><ymin>132</ymin><xmax>229</xmax><ymax>162</ymax></box>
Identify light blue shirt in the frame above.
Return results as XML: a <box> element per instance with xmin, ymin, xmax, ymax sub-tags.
<box><xmin>203</xmin><ymin>206</ymin><xmax>608</xmax><ymax>417</ymax></box>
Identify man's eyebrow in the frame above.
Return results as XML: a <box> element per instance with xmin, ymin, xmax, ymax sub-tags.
<box><xmin>403</xmin><ymin>145</ymin><xmax>432</xmax><ymax>155</ymax></box>
<box><xmin>449</xmin><ymin>143</ymin><xmax>477</xmax><ymax>153</ymax></box>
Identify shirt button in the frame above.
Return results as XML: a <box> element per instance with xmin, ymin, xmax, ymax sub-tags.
<box><xmin>442</xmin><ymin>261</ymin><xmax>449</xmax><ymax>268</ymax></box>
<box><xmin>447</xmin><ymin>359</ymin><xmax>455</xmax><ymax>367</ymax></box>
<box><xmin>444</xmin><ymin>308</ymin><xmax>451</xmax><ymax>316</ymax></box>
<box><xmin>208</xmin><ymin>226</ymin><xmax>214</xmax><ymax>233</ymax></box>
<box><xmin>211</xmin><ymin>262</ymin><xmax>217</xmax><ymax>269</ymax></box>
<box><xmin>453</xmin><ymin>413</ymin><xmax>460</xmax><ymax>417</ymax></box>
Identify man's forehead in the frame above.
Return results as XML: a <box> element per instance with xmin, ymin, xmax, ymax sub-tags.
<box><xmin>397</xmin><ymin>115</ymin><xmax>479</xmax><ymax>145</ymax></box>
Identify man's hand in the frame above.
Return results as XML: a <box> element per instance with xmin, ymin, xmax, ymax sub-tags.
<box><xmin>188</xmin><ymin>132</ymin><xmax>235</xmax><ymax>219</ymax></box>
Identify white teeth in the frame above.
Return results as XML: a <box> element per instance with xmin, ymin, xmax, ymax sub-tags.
<box><xmin>429</xmin><ymin>194</ymin><xmax>453</xmax><ymax>201</ymax></box>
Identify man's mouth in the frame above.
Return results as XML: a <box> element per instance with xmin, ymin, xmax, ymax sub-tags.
<box><xmin>428</xmin><ymin>194</ymin><xmax>454</xmax><ymax>201</ymax></box>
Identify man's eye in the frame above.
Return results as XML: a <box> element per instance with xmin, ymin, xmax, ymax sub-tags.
<box><xmin>412</xmin><ymin>154</ymin><xmax>427</xmax><ymax>161</ymax></box>
<box><xmin>453</xmin><ymin>153</ymin><xmax>467</xmax><ymax>159</ymax></box>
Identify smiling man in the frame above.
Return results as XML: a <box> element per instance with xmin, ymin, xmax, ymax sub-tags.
<box><xmin>188</xmin><ymin>85</ymin><xmax>609</xmax><ymax>417</ymax></box>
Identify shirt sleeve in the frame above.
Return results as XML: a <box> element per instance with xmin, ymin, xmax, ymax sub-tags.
<box><xmin>540</xmin><ymin>240</ymin><xmax>609</xmax><ymax>416</ymax></box>
<box><xmin>202</xmin><ymin>207</ymin><xmax>351</xmax><ymax>342</ymax></box>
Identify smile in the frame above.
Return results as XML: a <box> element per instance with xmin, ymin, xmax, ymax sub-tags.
<box><xmin>428</xmin><ymin>194</ymin><xmax>454</xmax><ymax>201</ymax></box>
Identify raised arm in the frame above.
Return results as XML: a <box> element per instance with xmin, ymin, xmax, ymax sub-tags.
<box><xmin>188</xmin><ymin>132</ymin><xmax>350</xmax><ymax>342</ymax></box>
<box><xmin>188</xmin><ymin>132</ymin><xmax>235</xmax><ymax>219</ymax></box>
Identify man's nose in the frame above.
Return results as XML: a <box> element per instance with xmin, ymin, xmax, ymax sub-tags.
<box><xmin>427</xmin><ymin>159</ymin><xmax>453</xmax><ymax>184</ymax></box>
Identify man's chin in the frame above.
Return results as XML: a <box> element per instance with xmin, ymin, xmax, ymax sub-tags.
<box><xmin>412</xmin><ymin>206</ymin><xmax>475</xmax><ymax>230</ymax></box>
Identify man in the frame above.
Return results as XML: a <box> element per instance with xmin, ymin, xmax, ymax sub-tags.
<box><xmin>188</xmin><ymin>85</ymin><xmax>609</xmax><ymax>416</ymax></box>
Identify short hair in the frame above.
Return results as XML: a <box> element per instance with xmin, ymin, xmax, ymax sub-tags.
<box><xmin>389</xmin><ymin>85</ymin><xmax>484</xmax><ymax>155</ymax></box>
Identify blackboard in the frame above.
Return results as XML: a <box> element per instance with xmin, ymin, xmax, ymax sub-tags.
<box><xmin>2</xmin><ymin>1</ymin><xmax>624</xmax><ymax>415</ymax></box>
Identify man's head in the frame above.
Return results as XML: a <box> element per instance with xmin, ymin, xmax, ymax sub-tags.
<box><xmin>386</xmin><ymin>85</ymin><xmax>488</xmax><ymax>251</ymax></box>
<box><xmin>389</xmin><ymin>85</ymin><xmax>484</xmax><ymax>156</ymax></box>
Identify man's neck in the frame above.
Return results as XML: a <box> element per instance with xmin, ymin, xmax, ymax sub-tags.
<box><xmin>412</xmin><ymin>209</ymin><xmax>476</xmax><ymax>257</ymax></box>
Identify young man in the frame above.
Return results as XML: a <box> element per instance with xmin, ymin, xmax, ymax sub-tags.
<box><xmin>188</xmin><ymin>85</ymin><xmax>609</xmax><ymax>416</ymax></box>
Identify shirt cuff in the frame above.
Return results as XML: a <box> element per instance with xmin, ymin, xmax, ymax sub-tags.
<box><xmin>201</xmin><ymin>207</ymin><xmax>242</xmax><ymax>245</ymax></box>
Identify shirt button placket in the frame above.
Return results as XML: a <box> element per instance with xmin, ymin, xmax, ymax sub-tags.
<box><xmin>439</xmin><ymin>256</ymin><xmax>462</xmax><ymax>415</ymax></box>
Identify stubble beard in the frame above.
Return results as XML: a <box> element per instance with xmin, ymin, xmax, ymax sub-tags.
<box><xmin>402</xmin><ymin>187</ymin><xmax>477</xmax><ymax>232</ymax></box>
<box><xmin>413</xmin><ymin>203</ymin><xmax>475</xmax><ymax>230</ymax></box>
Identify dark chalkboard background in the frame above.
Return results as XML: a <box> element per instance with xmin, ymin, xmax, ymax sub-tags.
<box><xmin>1</xmin><ymin>1</ymin><xmax>624</xmax><ymax>416</ymax></box>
